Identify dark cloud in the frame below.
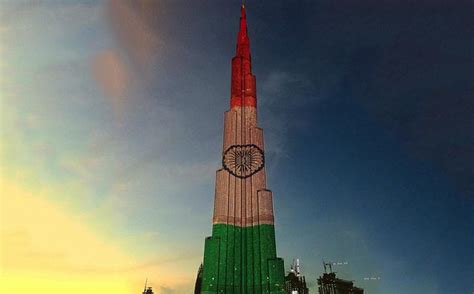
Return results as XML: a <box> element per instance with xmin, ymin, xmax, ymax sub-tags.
<box><xmin>249</xmin><ymin>0</ymin><xmax>473</xmax><ymax>197</ymax></box>
<box><xmin>325</xmin><ymin>0</ymin><xmax>474</xmax><ymax>197</ymax></box>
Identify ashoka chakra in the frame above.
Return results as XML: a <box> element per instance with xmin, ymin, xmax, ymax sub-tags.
<box><xmin>222</xmin><ymin>144</ymin><xmax>265</xmax><ymax>178</ymax></box>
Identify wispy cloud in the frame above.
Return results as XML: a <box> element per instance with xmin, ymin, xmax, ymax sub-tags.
<box><xmin>92</xmin><ymin>49</ymin><xmax>129</xmax><ymax>120</ymax></box>
<box><xmin>106</xmin><ymin>0</ymin><xmax>161</xmax><ymax>72</ymax></box>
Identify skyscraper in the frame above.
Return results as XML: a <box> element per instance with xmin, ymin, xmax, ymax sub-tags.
<box><xmin>199</xmin><ymin>5</ymin><xmax>285</xmax><ymax>294</ymax></box>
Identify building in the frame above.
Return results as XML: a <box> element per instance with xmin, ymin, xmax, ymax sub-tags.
<box><xmin>195</xmin><ymin>264</ymin><xmax>203</xmax><ymax>294</ymax></box>
<box><xmin>142</xmin><ymin>287</ymin><xmax>154</xmax><ymax>294</ymax></box>
<box><xmin>285</xmin><ymin>259</ymin><xmax>309</xmax><ymax>294</ymax></box>
<box><xmin>198</xmin><ymin>4</ymin><xmax>285</xmax><ymax>293</ymax></box>
<box><xmin>141</xmin><ymin>279</ymin><xmax>154</xmax><ymax>294</ymax></box>
<box><xmin>317</xmin><ymin>263</ymin><xmax>363</xmax><ymax>294</ymax></box>
<box><xmin>317</xmin><ymin>273</ymin><xmax>363</xmax><ymax>294</ymax></box>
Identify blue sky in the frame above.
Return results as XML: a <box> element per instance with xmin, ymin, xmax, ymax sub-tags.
<box><xmin>1</xmin><ymin>1</ymin><xmax>472</xmax><ymax>293</ymax></box>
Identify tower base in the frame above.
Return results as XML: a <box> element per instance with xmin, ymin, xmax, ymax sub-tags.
<box><xmin>200</xmin><ymin>224</ymin><xmax>285</xmax><ymax>294</ymax></box>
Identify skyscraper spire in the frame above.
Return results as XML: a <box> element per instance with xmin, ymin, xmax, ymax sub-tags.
<box><xmin>198</xmin><ymin>5</ymin><xmax>285</xmax><ymax>293</ymax></box>
<box><xmin>236</xmin><ymin>4</ymin><xmax>250</xmax><ymax>59</ymax></box>
<box><xmin>231</xmin><ymin>3</ymin><xmax>256</xmax><ymax>109</ymax></box>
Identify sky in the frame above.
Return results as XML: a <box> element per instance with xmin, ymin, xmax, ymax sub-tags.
<box><xmin>0</xmin><ymin>1</ymin><xmax>472</xmax><ymax>293</ymax></box>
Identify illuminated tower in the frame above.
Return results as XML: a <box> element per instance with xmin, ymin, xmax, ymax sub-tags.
<box><xmin>199</xmin><ymin>5</ymin><xmax>285</xmax><ymax>294</ymax></box>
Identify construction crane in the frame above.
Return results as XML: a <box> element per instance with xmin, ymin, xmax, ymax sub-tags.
<box><xmin>322</xmin><ymin>260</ymin><xmax>349</xmax><ymax>273</ymax></box>
<box><xmin>142</xmin><ymin>278</ymin><xmax>154</xmax><ymax>294</ymax></box>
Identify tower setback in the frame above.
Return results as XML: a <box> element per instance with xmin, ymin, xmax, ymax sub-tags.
<box><xmin>199</xmin><ymin>5</ymin><xmax>285</xmax><ymax>294</ymax></box>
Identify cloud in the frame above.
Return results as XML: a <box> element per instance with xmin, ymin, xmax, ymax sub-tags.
<box><xmin>158</xmin><ymin>285</ymin><xmax>176</xmax><ymax>294</ymax></box>
<box><xmin>91</xmin><ymin>1</ymin><xmax>162</xmax><ymax>121</ymax></box>
<box><xmin>258</xmin><ymin>70</ymin><xmax>322</xmax><ymax>166</ymax></box>
<box><xmin>106</xmin><ymin>0</ymin><xmax>160</xmax><ymax>71</ymax></box>
<box><xmin>261</xmin><ymin>70</ymin><xmax>320</xmax><ymax>107</ymax></box>
<box><xmin>92</xmin><ymin>49</ymin><xmax>129</xmax><ymax>119</ymax></box>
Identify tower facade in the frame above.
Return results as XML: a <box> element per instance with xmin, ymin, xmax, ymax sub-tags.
<box><xmin>200</xmin><ymin>5</ymin><xmax>285</xmax><ymax>294</ymax></box>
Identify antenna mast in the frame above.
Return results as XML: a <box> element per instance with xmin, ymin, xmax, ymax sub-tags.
<box><xmin>323</xmin><ymin>261</ymin><xmax>333</xmax><ymax>273</ymax></box>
